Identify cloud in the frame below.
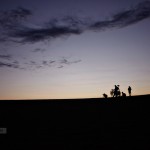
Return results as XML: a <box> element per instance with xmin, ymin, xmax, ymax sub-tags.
<box><xmin>90</xmin><ymin>1</ymin><xmax>150</xmax><ymax>30</ymax></box>
<box><xmin>32</xmin><ymin>48</ymin><xmax>46</xmax><ymax>53</ymax></box>
<box><xmin>0</xmin><ymin>1</ymin><xmax>150</xmax><ymax>44</ymax></box>
<box><xmin>57</xmin><ymin>58</ymin><xmax>81</xmax><ymax>69</ymax></box>
<box><xmin>0</xmin><ymin>54</ymin><xmax>22</xmax><ymax>69</ymax></box>
<box><xmin>49</xmin><ymin>60</ymin><xmax>56</xmax><ymax>64</ymax></box>
<box><xmin>0</xmin><ymin>61</ymin><xmax>20</xmax><ymax>69</ymax></box>
<box><xmin>0</xmin><ymin>56</ymin><xmax>81</xmax><ymax>70</ymax></box>
<box><xmin>56</xmin><ymin>57</ymin><xmax>81</xmax><ymax>69</ymax></box>
<box><xmin>0</xmin><ymin>7</ymin><xmax>32</xmax><ymax>43</ymax></box>
<box><xmin>0</xmin><ymin>1</ymin><xmax>149</xmax><ymax>71</ymax></box>
<box><xmin>58</xmin><ymin>65</ymin><xmax>64</xmax><ymax>69</ymax></box>
<box><xmin>60</xmin><ymin>57</ymin><xmax>82</xmax><ymax>65</ymax></box>
<box><xmin>11</xmin><ymin>26</ymin><xmax>82</xmax><ymax>43</ymax></box>
<box><xmin>0</xmin><ymin>54</ymin><xmax>25</xmax><ymax>69</ymax></box>
<box><xmin>0</xmin><ymin>7</ymin><xmax>32</xmax><ymax>29</ymax></box>
<box><xmin>0</xmin><ymin>54</ymin><xmax>12</xmax><ymax>60</ymax></box>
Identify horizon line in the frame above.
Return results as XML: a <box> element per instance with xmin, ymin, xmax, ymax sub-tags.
<box><xmin>0</xmin><ymin>94</ymin><xmax>150</xmax><ymax>101</ymax></box>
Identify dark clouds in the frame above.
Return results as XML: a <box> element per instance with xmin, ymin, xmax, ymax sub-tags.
<box><xmin>0</xmin><ymin>1</ymin><xmax>150</xmax><ymax>43</ymax></box>
<box><xmin>90</xmin><ymin>1</ymin><xmax>150</xmax><ymax>30</ymax></box>
<box><xmin>57</xmin><ymin>57</ymin><xmax>81</xmax><ymax>68</ymax></box>
<box><xmin>0</xmin><ymin>1</ymin><xmax>149</xmax><ymax>70</ymax></box>
<box><xmin>0</xmin><ymin>7</ymin><xmax>32</xmax><ymax>43</ymax></box>
<box><xmin>0</xmin><ymin>7</ymin><xmax>31</xmax><ymax>29</ymax></box>
<box><xmin>0</xmin><ymin>56</ymin><xmax>81</xmax><ymax>70</ymax></box>
<box><xmin>60</xmin><ymin>57</ymin><xmax>81</xmax><ymax>65</ymax></box>
<box><xmin>32</xmin><ymin>48</ymin><xmax>46</xmax><ymax>53</ymax></box>
<box><xmin>0</xmin><ymin>54</ymin><xmax>20</xmax><ymax>69</ymax></box>
<box><xmin>12</xmin><ymin>26</ymin><xmax>82</xmax><ymax>43</ymax></box>
<box><xmin>29</xmin><ymin>58</ymin><xmax>81</xmax><ymax>69</ymax></box>
<box><xmin>0</xmin><ymin>61</ymin><xmax>20</xmax><ymax>69</ymax></box>
<box><xmin>0</xmin><ymin>54</ymin><xmax>12</xmax><ymax>60</ymax></box>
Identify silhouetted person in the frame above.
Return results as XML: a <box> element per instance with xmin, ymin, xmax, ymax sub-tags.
<box><xmin>118</xmin><ymin>90</ymin><xmax>121</xmax><ymax>97</ymax></box>
<box><xmin>103</xmin><ymin>93</ymin><xmax>108</xmax><ymax>98</ymax></box>
<box><xmin>128</xmin><ymin>86</ymin><xmax>132</xmax><ymax>96</ymax></box>
<box><xmin>114</xmin><ymin>85</ymin><xmax>120</xmax><ymax>97</ymax></box>
<box><xmin>122</xmin><ymin>92</ymin><xmax>126</xmax><ymax>97</ymax></box>
<box><xmin>110</xmin><ymin>89</ymin><xmax>114</xmax><ymax>97</ymax></box>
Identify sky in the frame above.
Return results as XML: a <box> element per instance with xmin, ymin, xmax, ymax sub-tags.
<box><xmin>0</xmin><ymin>0</ymin><xmax>150</xmax><ymax>99</ymax></box>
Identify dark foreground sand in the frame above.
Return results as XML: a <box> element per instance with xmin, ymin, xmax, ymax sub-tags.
<box><xmin>0</xmin><ymin>95</ymin><xmax>150</xmax><ymax>150</ymax></box>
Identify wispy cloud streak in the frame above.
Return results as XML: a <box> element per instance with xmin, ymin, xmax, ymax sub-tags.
<box><xmin>60</xmin><ymin>57</ymin><xmax>82</xmax><ymax>65</ymax></box>
<box><xmin>0</xmin><ymin>1</ymin><xmax>150</xmax><ymax>43</ymax></box>
<box><xmin>0</xmin><ymin>57</ymin><xmax>81</xmax><ymax>70</ymax></box>
<box><xmin>32</xmin><ymin>48</ymin><xmax>46</xmax><ymax>53</ymax></box>
<box><xmin>0</xmin><ymin>7</ymin><xmax>32</xmax><ymax>43</ymax></box>
<box><xmin>0</xmin><ymin>54</ymin><xmax>12</xmax><ymax>60</ymax></box>
<box><xmin>90</xmin><ymin>1</ymin><xmax>150</xmax><ymax>30</ymax></box>
<box><xmin>12</xmin><ymin>26</ymin><xmax>82</xmax><ymax>43</ymax></box>
<box><xmin>0</xmin><ymin>61</ymin><xmax>20</xmax><ymax>69</ymax></box>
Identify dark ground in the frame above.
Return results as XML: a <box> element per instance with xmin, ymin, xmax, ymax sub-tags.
<box><xmin>0</xmin><ymin>95</ymin><xmax>150</xmax><ymax>150</ymax></box>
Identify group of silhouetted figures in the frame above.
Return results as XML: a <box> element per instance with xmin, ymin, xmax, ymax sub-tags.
<box><xmin>103</xmin><ymin>85</ymin><xmax>132</xmax><ymax>98</ymax></box>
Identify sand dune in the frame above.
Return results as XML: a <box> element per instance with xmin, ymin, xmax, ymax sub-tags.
<box><xmin>0</xmin><ymin>95</ymin><xmax>150</xmax><ymax>150</ymax></box>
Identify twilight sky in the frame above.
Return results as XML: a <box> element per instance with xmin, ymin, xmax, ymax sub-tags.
<box><xmin>0</xmin><ymin>0</ymin><xmax>150</xmax><ymax>99</ymax></box>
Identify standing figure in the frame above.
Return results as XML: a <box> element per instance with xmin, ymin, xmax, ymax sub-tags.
<box><xmin>103</xmin><ymin>93</ymin><xmax>108</xmax><ymax>98</ymax></box>
<box><xmin>110</xmin><ymin>89</ymin><xmax>114</xmax><ymax>97</ymax></box>
<box><xmin>114</xmin><ymin>85</ymin><xmax>120</xmax><ymax>97</ymax></box>
<box><xmin>122</xmin><ymin>92</ymin><xmax>126</xmax><ymax>97</ymax></box>
<box><xmin>128</xmin><ymin>86</ymin><xmax>132</xmax><ymax>96</ymax></box>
